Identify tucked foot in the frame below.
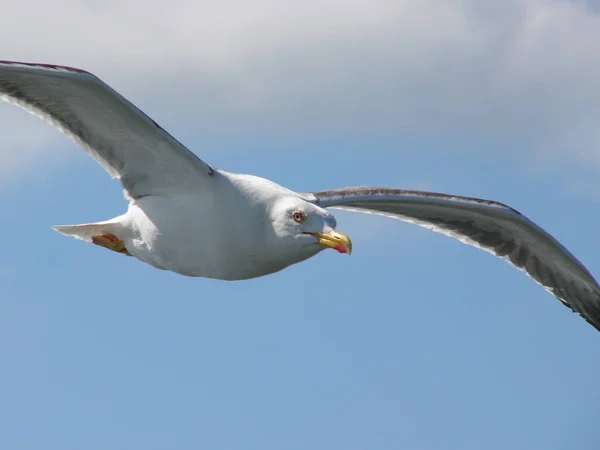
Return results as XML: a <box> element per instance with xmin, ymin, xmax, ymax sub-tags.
<box><xmin>91</xmin><ymin>233</ymin><xmax>131</xmax><ymax>256</ymax></box>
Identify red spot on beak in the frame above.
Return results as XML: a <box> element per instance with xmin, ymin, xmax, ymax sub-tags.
<box><xmin>334</xmin><ymin>243</ymin><xmax>348</xmax><ymax>254</ymax></box>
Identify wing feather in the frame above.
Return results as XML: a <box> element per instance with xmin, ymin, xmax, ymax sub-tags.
<box><xmin>0</xmin><ymin>61</ymin><xmax>213</xmax><ymax>199</ymax></box>
<box><xmin>308</xmin><ymin>186</ymin><xmax>600</xmax><ymax>331</ymax></box>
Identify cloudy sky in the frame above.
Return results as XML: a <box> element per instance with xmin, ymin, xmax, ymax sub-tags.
<box><xmin>2</xmin><ymin>1</ymin><xmax>600</xmax><ymax>449</ymax></box>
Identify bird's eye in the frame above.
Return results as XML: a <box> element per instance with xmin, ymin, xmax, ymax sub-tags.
<box><xmin>292</xmin><ymin>211</ymin><xmax>307</xmax><ymax>223</ymax></box>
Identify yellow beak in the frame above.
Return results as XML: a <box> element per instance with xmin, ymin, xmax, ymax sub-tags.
<box><xmin>307</xmin><ymin>230</ymin><xmax>352</xmax><ymax>255</ymax></box>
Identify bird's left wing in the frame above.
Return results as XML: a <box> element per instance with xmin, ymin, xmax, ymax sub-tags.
<box><xmin>0</xmin><ymin>61</ymin><xmax>213</xmax><ymax>199</ymax></box>
<box><xmin>305</xmin><ymin>186</ymin><xmax>600</xmax><ymax>331</ymax></box>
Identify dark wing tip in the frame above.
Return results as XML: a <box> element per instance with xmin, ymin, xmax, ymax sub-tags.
<box><xmin>0</xmin><ymin>60</ymin><xmax>94</xmax><ymax>77</ymax></box>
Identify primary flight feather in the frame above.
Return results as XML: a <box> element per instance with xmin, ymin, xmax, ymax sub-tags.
<box><xmin>2</xmin><ymin>60</ymin><xmax>599</xmax><ymax>331</ymax></box>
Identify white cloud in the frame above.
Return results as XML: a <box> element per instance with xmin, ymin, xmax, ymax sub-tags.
<box><xmin>1</xmin><ymin>0</ymin><xmax>600</xmax><ymax>179</ymax></box>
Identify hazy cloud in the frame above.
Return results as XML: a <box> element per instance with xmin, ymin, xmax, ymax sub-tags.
<box><xmin>1</xmin><ymin>0</ymin><xmax>600</xmax><ymax>178</ymax></box>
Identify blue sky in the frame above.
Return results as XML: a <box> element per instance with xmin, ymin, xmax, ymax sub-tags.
<box><xmin>3</xmin><ymin>1</ymin><xmax>600</xmax><ymax>449</ymax></box>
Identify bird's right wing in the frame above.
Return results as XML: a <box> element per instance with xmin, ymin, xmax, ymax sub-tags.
<box><xmin>306</xmin><ymin>186</ymin><xmax>600</xmax><ymax>332</ymax></box>
<box><xmin>0</xmin><ymin>60</ymin><xmax>214</xmax><ymax>199</ymax></box>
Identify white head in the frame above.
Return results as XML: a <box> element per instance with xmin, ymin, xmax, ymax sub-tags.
<box><xmin>224</xmin><ymin>172</ymin><xmax>352</xmax><ymax>276</ymax></box>
<box><xmin>267</xmin><ymin>195</ymin><xmax>352</xmax><ymax>264</ymax></box>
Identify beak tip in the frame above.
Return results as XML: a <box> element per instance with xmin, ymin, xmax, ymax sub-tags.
<box><xmin>310</xmin><ymin>230</ymin><xmax>352</xmax><ymax>255</ymax></box>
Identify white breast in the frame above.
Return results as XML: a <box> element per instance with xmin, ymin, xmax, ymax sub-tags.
<box><xmin>118</xmin><ymin>174</ymin><xmax>299</xmax><ymax>280</ymax></box>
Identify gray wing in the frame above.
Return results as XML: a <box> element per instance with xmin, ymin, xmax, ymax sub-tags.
<box><xmin>0</xmin><ymin>61</ymin><xmax>213</xmax><ymax>199</ymax></box>
<box><xmin>306</xmin><ymin>186</ymin><xmax>600</xmax><ymax>332</ymax></box>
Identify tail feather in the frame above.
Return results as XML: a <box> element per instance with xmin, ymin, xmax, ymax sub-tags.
<box><xmin>52</xmin><ymin>221</ymin><xmax>118</xmax><ymax>243</ymax></box>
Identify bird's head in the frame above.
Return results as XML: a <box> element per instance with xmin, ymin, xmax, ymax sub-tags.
<box><xmin>268</xmin><ymin>196</ymin><xmax>352</xmax><ymax>259</ymax></box>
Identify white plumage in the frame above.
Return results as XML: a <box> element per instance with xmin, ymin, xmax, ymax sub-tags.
<box><xmin>2</xmin><ymin>60</ymin><xmax>600</xmax><ymax>331</ymax></box>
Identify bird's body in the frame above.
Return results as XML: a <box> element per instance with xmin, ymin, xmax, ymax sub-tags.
<box><xmin>2</xmin><ymin>59</ymin><xmax>600</xmax><ymax>332</ymax></box>
<box><xmin>94</xmin><ymin>171</ymin><xmax>326</xmax><ymax>280</ymax></box>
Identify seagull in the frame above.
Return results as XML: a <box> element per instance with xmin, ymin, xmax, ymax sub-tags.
<box><xmin>2</xmin><ymin>61</ymin><xmax>600</xmax><ymax>332</ymax></box>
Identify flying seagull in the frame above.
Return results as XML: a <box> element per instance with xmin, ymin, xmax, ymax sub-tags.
<box><xmin>1</xmin><ymin>61</ymin><xmax>599</xmax><ymax>332</ymax></box>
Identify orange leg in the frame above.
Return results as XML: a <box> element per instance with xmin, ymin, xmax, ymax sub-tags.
<box><xmin>91</xmin><ymin>233</ymin><xmax>131</xmax><ymax>256</ymax></box>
